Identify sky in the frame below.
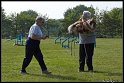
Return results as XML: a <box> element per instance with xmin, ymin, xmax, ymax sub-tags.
<box><xmin>1</xmin><ymin>1</ymin><xmax>123</xmax><ymax>19</ymax></box>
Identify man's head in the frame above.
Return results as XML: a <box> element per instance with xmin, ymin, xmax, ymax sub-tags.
<box><xmin>35</xmin><ymin>16</ymin><xmax>45</xmax><ymax>27</ymax></box>
<box><xmin>82</xmin><ymin>11</ymin><xmax>91</xmax><ymax>20</ymax></box>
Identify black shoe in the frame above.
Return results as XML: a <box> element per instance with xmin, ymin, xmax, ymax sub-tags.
<box><xmin>20</xmin><ymin>70</ymin><xmax>27</xmax><ymax>74</ymax></box>
<box><xmin>42</xmin><ymin>70</ymin><xmax>51</xmax><ymax>74</ymax></box>
<box><xmin>78</xmin><ymin>70</ymin><xmax>84</xmax><ymax>72</ymax></box>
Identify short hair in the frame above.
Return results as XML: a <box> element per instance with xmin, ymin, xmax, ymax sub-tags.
<box><xmin>35</xmin><ymin>16</ymin><xmax>44</xmax><ymax>22</ymax></box>
<box><xmin>82</xmin><ymin>11</ymin><xmax>91</xmax><ymax>18</ymax></box>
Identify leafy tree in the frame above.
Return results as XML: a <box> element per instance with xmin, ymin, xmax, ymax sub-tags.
<box><xmin>46</xmin><ymin>19</ymin><xmax>63</xmax><ymax>37</ymax></box>
<box><xmin>1</xmin><ymin>6</ymin><xmax>122</xmax><ymax>38</ymax></box>
<box><xmin>1</xmin><ymin>7</ymin><xmax>7</xmax><ymax>38</ymax></box>
<box><xmin>101</xmin><ymin>8</ymin><xmax>122</xmax><ymax>38</ymax></box>
<box><xmin>17</xmin><ymin>10</ymin><xmax>38</xmax><ymax>35</ymax></box>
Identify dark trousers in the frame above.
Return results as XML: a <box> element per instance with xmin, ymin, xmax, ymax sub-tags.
<box><xmin>21</xmin><ymin>38</ymin><xmax>47</xmax><ymax>71</ymax></box>
<box><xmin>79</xmin><ymin>43</ymin><xmax>94</xmax><ymax>71</ymax></box>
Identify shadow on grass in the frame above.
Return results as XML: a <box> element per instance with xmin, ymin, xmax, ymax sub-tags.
<box><xmin>92</xmin><ymin>70</ymin><xmax>108</xmax><ymax>73</ymax></box>
<box><xmin>106</xmin><ymin>72</ymin><xmax>122</xmax><ymax>76</ymax></box>
<box><xmin>27</xmin><ymin>73</ymin><xmax>86</xmax><ymax>81</ymax></box>
<box><xmin>26</xmin><ymin>70</ymin><xmax>122</xmax><ymax>81</ymax></box>
<box><xmin>26</xmin><ymin>73</ymin><xmax>42</xmax><ymax>76</ymax></box>
<box><xmin>91</xmin><ymin>70</ymin><xmax>122</xmax><ymax>76</ymax></box>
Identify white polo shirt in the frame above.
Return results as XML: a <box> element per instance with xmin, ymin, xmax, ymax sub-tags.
<box><xmin>28</xmin><ymin>23</ymin><xmax>43</xmax><ymax>38</ymax></box>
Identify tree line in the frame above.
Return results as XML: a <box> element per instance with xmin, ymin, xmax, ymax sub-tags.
<box><xmin>1</xmin><ymin>4</ymin><xmax>122</xmax><ymax>39</ymax></box>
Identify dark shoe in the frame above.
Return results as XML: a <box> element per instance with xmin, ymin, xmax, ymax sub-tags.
<box><xmin>20</xmin><ymin>70</ymin><xmax>27</xmax><ymax>74</ymax></box>
<box><xmin>78</xmin><ymin>69</ymin><xmax>84</xmax><ymax>72</ymax></box>
<box><xmin>42</xmin><ymin>70</ymin><xmax>51</xmax><ymax>74</ymax></box>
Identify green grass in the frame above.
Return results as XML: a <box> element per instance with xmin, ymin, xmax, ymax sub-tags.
<box><xmin>1</xmin><ymin>38</ymin><xmax>123</xmax><ymax>82</ymax></box>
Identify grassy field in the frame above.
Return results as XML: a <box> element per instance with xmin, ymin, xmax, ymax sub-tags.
<box><xmin>1</xmin><ymin>38</ymin><xmax>123</xmax><ymax>82</ymax></box>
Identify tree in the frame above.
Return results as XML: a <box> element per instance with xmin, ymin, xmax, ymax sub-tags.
<box><xmin>101</xmin><ymin>8</ymin><xmax>122</xmax><ymax>38</ymax></box>
<box><xmin>1</xmin><ymin>7</ymin><xmax>7</xmax><ymax>38</ymax></box>
<box><xmin>7</xmin><ymin>12</ymin><xmax>18</xmax><ymax>38</ymax></box>
<box><xmin>16</xmin><ymin>10</ymin><xmax>38</xmax><ymax>38</ymax></box>
<box><xmin>45</xmin><ymin>19</ymin><xmax>63</xmax><ymax>37</ymax></box>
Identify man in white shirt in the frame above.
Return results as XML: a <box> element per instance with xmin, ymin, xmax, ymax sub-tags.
<box><xmin>20</xmin><ymin>16</ymin><xmax>51</xmax><ymax>74</ymax></box>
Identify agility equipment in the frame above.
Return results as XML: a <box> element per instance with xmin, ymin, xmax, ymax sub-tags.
<box><xmin>14</xmin><ymin>33</ymin><xmax>24</xmax><ymax>46</ymax></box>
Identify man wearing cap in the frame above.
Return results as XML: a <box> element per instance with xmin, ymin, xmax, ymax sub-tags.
<box><xmin>20</xmin><ymin>16</ymin><xmax>51</xmax><ymax>74</ymax></box>
<box><xmin>78</xmin><ymin>11</ymin><xmax>96</xmax><ymax>72</ymax></box>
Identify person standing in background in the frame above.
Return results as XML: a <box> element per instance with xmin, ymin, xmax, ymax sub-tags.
<box><xmin>78</xmin><ymin>11</ymin><xmax>96</xmax><ymax>72</ymax></box>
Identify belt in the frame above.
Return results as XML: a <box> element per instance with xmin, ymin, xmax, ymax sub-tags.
<box><xmin>28</xmin><ymin>37</ymin><xmax>40</xmax><ymax>42</ymax></box>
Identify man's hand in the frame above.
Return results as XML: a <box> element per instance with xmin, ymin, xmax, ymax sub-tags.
<box><xmin>42</xmin><ymin>35</ymin><xmax>49</xmax><ymax>40</ymax></box>
<box><xmin>31</xmin><ymin>34</ymin><xmax>49</xmax><ymax>40</ymax></box>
